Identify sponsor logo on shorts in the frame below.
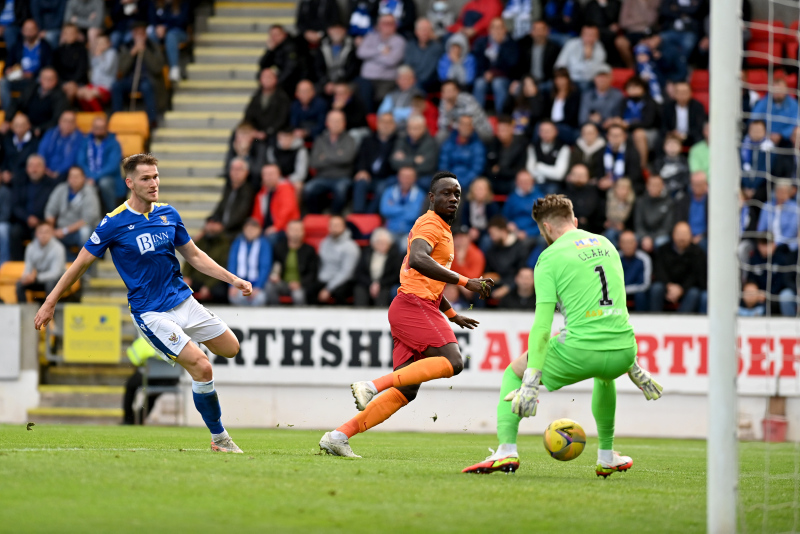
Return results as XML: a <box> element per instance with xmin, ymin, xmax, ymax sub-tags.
<box><xmin>168</xmin><ymin>332</ymin><xmax>180</xmax><ymax>345</ymax></box>
<box><xmin>90</xmin><ymin>232</ymin><xmax>101</xmax><ymax>244</ymax></box>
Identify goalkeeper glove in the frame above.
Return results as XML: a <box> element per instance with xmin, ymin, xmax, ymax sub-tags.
<box><xmin>627</xmin><ymin>362</ymin><xmax>663</xmax><ymax>401</ymax></box>
<box><xmin>504</xmin><ymin>368</ymin><xmax>542</xmax><ymax>418</ymax></box>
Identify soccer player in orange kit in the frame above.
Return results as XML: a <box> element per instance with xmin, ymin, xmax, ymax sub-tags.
<box><xmin>319</xmin><ymin>171</ymin><xmax>495</xmax><ymax>457</ymax></box>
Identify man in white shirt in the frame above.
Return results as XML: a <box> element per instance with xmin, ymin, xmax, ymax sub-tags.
<box><xmin>526</xmin><ymin>120</ymin><xmax>571</xmax><ymax>195</ymax></box>
<box><xmin>554</xmin><ymin>25</ymin><xmax>606</xmax><ymax>92</ymax></box>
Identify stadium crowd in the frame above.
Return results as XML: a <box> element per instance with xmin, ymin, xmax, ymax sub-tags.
<box><xmin>0</xmin><ymin>0</ymin><xmax>797</xmax><ymax>316</ymax></box>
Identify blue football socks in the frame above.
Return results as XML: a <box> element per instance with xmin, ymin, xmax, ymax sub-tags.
<box><xmin>192</xmin><ymin>380</ymin><xmax>225</xmax><ymax>435</ymax></box>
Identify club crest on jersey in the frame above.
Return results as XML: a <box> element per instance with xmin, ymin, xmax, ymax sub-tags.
<box><xmin>160</xmin><ymin>215</ymin><xmax>168</xmax><ymax>225</ymax></box>
<box><xmin>573</xmin><ymin>238</ymin><xmax>600</xmax><ymax>249</ymax></box>
<box><xmin>168</xmin><ymin>332</ymin><xmax>179</xmax><ymax>344</ymax></box>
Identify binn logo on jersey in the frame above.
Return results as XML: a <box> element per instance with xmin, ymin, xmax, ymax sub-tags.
<box><xmin>136</xmin><ymin>232</ymin><xmax>170</xmax><ymax>255</ymax></box>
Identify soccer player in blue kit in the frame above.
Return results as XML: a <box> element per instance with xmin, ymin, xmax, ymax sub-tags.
<box><xmin>34</xmin><ymin>154</ymin><xmax>253</xmax><ymax>453</ymax></box>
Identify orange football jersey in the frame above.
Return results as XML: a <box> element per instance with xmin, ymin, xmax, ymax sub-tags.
<box><xmin>399</xmin><ymin>210</ymin><xmax>455</xmax><ymax>301</ymax></box>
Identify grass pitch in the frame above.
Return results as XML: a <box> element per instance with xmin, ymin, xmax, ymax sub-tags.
<box><xmin>0</xmin><ymin>425</ymin><xmax>797</xmax><ymax>533</ymax></box>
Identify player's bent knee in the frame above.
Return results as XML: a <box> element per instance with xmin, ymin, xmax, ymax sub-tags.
<box><xmin>195</xmin><ymin>359</ymin><xmax>214</xmax><ymax>382</ymax></box>
<box><xmin>397</xmin><ymin>386</ymin><xmax>419</xmax><ymax>403</ymax></box>
<box><xmin>449</xmin><ymin>354</ymin><xmax>464</xmax><ymax>376</ymax></box>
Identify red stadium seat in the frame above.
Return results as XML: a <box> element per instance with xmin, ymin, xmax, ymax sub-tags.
<box><xmin>302</xmin><ymin>214</ymin><xmax>330</xmax><ymax>251</ymax></box>
<box><xmin>787</xmin><ymin>73</ymin><xmax>798</xmax><ymax>90</ymax></box>
<box><xmin>745</xmin><ymin>69</ymin><xmax>769</xmax><ymax>94</ymax></box>
<box><xmin>690</xmin><ymin>69</ymin><xmax>709</xmax><ymax>92</ymax></box>
<box><xmin>694</xmin><ymin>92</ymin><xmax>710</xmax><ymax>114</ymax></box>
<box><xmin>611</xmin><ymin>68</ymin><xmax>634</xmax><ymax>91</ymax></box>
<box><xmin>346</xmin><ymin>214</ymin><xmax>383</xmax><ymax>239</ymax></box>
<box><xmin>787</xmin><ymin>42</ymin><xmax>799</xmax><ymax>62</ymax></box>
<box><xmin>488</xmin><ymin>115</ymin><xmax>498</xmax><ymax>134</ymax></box>
<box><xmin>745</xmin><ymin>41</ymin><xmax>783</xmax><ymax>67</ymax></box>
<box><xmin>749</xmin><ymin>20</ymin><xmax>786</xmax><ymax>42</ymax></box>
<box><xmin>366</xmin><ymin>113</ymin><xmax>377</xmax><ymax>132</ymax></box>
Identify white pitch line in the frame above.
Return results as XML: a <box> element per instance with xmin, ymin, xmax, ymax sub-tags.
<box><xmin>0</xmin><ymin>448</ymin><xmax>207</xmax><ymax>452</ymax></box>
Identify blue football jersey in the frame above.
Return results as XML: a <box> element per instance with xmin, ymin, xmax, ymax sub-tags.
<box><xmin>84</xmin><ymin>202</ymin><xmax>193</xmax><ymax>314</ymax></box>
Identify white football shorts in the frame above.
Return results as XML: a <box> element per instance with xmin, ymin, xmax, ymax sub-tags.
<box><xmin>130</xmin><ymin>296</ymin><xmax>228</xmax><ymax>364</ymax></box>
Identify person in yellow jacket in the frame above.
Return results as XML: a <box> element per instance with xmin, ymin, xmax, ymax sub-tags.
<box><xmin>122</xmin><ymin>337</ymin><xmax>179</xmax><ymax>424</ymax></box>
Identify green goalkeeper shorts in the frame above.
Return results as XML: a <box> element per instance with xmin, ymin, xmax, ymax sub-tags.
<box><xmin>540</xmin><ymin>335</ymin><xmax>638</xmax><ymax>392</ymax></box>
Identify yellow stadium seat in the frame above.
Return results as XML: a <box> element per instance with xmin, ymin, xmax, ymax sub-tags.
<box><xmin>0</xmin><ymin>262</ymin><xmax>26</xmax><ymax>303</ymax></box>
<box><xmin>0</xmin><ymin>110</ymin><xmax>4</xmax><ymax>124</ymax></box>
<box><xmin>76</xmin><ymin>111</ymin><xmax>107</xmax><ymax>134</ymax></box>
<box><xmin>115</xmin><ymin>133</ymin><xmax>145</xmax><ymax>157</ymax></box>
<box><xmin>109</xmin><ymin>111</ymin><xmax>150</xmax><ymax>142</ymax></box>
<box><xmin>27</xmin><ymin>263</ymin><xmax>79</xmax><ymax>302</ymax></box>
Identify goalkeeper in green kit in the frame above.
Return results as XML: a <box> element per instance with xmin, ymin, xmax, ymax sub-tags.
<box><xmin>463</xmin><ymin>195</ymin><xmax>663</xmax><ymax>477</ymax></box>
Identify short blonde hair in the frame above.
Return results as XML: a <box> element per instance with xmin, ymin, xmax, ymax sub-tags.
<box><xmin>532</xmin><ymin>194</ymin><xmax>574</xmax><ymax>225</ymax></box>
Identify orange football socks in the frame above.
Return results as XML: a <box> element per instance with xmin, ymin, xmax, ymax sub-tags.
<box><xmin>336</xmin><ymin>388</ymin><xmax>409</xmax><ymax>438</ymax></box>
<box><xmin>371</xmin><ymin>357</ymin><xmax>454</xmax><ymax>393</ymax></box>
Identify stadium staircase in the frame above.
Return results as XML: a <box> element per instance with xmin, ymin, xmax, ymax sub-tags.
<box><xmin>29</xmin><ymin>0</ymin><xmax>297</xmax><ymax>425</ymax></box>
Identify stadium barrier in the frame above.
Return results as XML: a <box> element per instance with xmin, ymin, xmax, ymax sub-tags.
<box><xmin>2</xmin><ymin>306</ymin><xmax>798</xmax><ymax>440</ymax></box>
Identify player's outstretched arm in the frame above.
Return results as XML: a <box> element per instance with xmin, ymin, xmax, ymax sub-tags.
<box><xmin>34</xmin><ymin>248</ymin><xmax>98</xmax><ymax>330</ymax></box>
<box><xmin>176</xmin><ymin>240</ymin><xmax>252</xmax><ymax>296</ymax></box>
<box><xmin>439</xmin><ymin>295</ymin><xmax>479</xmax><ymax>329</ymax></box>
<box><xmin>408</xmin><ymin>239</ymin><xmax>494</xmax><ymax>299</ymax></box>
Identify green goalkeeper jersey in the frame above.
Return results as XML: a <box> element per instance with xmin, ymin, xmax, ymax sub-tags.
<box><xmin>534</xmin><ymin>229</ymin><xmax>636</xmax><ymax>351</ymax></box>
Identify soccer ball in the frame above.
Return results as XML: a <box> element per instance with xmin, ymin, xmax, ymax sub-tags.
<box><xmin>543</xmin><ymin>418</ymin><xmax>586</xmax><ymax>461</ymax></box>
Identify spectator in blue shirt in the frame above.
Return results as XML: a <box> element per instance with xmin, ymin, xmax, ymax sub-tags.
<box><xmin>379</xmin><ymin>166</ymin><xmax>425</xmax><ymax>249</ymax></box>
<box><xmin>148</xmin><ymin>0</ymin><xmax>191</xmax><ymax>83</ymax></box>
<box><xmin>403</xmin><ymin>18</ymin><xmax>443</xmax><ymax>92</ymax></box>
<box><xmin>0</xmin><ymin>19</ymin><xmax>53</xmax><ymax>117</ymax></box>
<box><xmin>676</xmin><ymin>171</ymin><xmax>708</xmax><ymax>252</ymax></box>
<box><xmin>438</xmin><ymin>115</ymin><xmax>485</xmax><ymax>190</ymax></box>
<box><xmin>504</xmin><ymin>169</ymin><xmax>541</xmax><ymax>239</ymax></box>
<box><xmin>740</xmin><ymin>120</ymin><xmax>774</xmax><ymax>199</ymax></box>
<box><xmin>227</xmin><ymin>218</ymin><xmax>272</xmax><ymax>306</ymax></box>
<box><xmin>756</xmin><ymin>180</ymin><xmax>799</xmax><ymax>252</ymax></box>
<box><xmin>618</xmin><ymin>229</ymin><xmax>652</xmax><ymax>312</ymax></box>
<box><xmin>377</xmin><ymin>66</ymin><xmax>423</xmax><ymax>128</ymax></box>
<box><xmin>472</xmin><ymin>17</ymin><xmax>519</xmax><ymax>114</ymax></box>
<box><xmin>38</xmin><ymin>110</ymin><xmax>84</xmax><ymax>181</ymax></box>
<box><xmin>751</xmin><ymin>78</ymin><xmax>799</xmax><ymax>143</ymax></box>
<box><xmin>290</xmin><ymin>80</ymin><xmax>329</xmax><ymax>141</ymax></box>
<box><xmin>75</xmin><ymin>115</ymin><xmax>123</xmax><ymax>211</ymax></box>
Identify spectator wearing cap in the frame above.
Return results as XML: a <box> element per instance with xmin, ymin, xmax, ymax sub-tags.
<box><xmin>472</xmin><ymin>17</ymin><xmax>519</xmax><ymax>114</ymax></box>
<box><xmin>353</xmin><ymin>227</ymin><xmax>403</xmax><ymax>307</ymax></box>
<box><xmin>377</xmin><ymin>66</ymin><xmax>423</xmax><ymax>128</ymax></box>
<box><xmin>404</xmin><ymin>18</ymin><xmax>444</xmax><ymax>92</ymax></box>
<box><xmin>485</xmin><ymin>116</ymin><xmax>528</xmax><ymax>195</ymax></box>
<box><xmin>313</xmin><ymin>22</ymin><xmax>359</xmax><ymax>97</ymax></box>
<box><xmin>390</xmin><ymin>114</ymin><xmax>439</xmax><ymax>185</ymax></box>
<box><xmin>439</xmin><ymin>115</ymin><xmax>485</xmax><ymax>190</ymax></box>
<box><xmin>227</xmin><ymin>218</ymin><xmax>272</xmax><ymax>307</ymax></box>
<box><xmin>554</xmin><ymin>25</ymin><xmax>606</xmax><ymax>92</ymax></box>
<box><xmin>251</xmin><ymin>164</ymin><xmax>300</xmax><ymax>242</ymax></box>
<box><xmin>266</xmin><ymin>219</ymin><xmax>319</xmax><ymax>306</ymax></box>
<box><xmin>379</xmin><ymin>167</ymin><xmax>425</xmax><ymax>248</ymax></box>
<box><xmin>38</xmin><ymin>110</ymin><xmax>84</xmax><ymax>181</ymax></box>
<box><xmin>244</xmin><ymin>68</ymin><xmax>291</xmax><ymax>137</ymax></box>
<box><xmin>305</xmin><ymin>110</ymin><xmax>358</xmax><ymax>214</ymax></box>
<box><xmin>211</xmin><ymin>158</ymin><xmax>257</xmax><ymax>237</ymax></box>
<box><xmin>259</xmin><ymin>25</ymin><xmax>302</xmax><ymax>95</ymax></box>
<box><xmin>355</xmin><ymin>14</ymin><xmax>407</xmax><ymax>111</ymax></box>
<box><xmin>516</xmin><ymin>20</ymin><xmax>562</xmax><ymax>92</ymax></box>
<box><xmin>296</xmin><ymin>0</ymin><xmax>341</xmax><ymax>49</ymax></box>
<box><xmin>290</xmin><ymin>80</ymin><xmax>329</xmax><ymax>142</ymax></box>
<box><xmin>634</xmin><ymin>174</ymin><xmax>674</xmax><ymax>254</ymax></box>
<box><xmin>353</xmin><ymin>113</ymin><xmax>398</xmax><ymax>214</ymax></box>
<box><xmin>618</xmin><ymin>229</ymin><xmax>651</xmax><ymax>312</ymax></box>
<box><xmin>44</xmin><ymin>166</ymin><xmax>100</xmax><ymax>259</ymax></box>
<box><xmin>661</xmin><ymin>81</ymin><xmax>706</xmax><ymax>148</ymax></box>
<box><xmin>526</xmin><ymin>120</ymin><xmax>571</xmax><ymax>196</ymax></box>
<box><xmin>498</xmin><ymin>267</ymin><xmax>536</xmax><ymax>310</ymax></box>
<box><xmin>183</xmin><ymin>217</ymin><xmax>232</xmax><ymax>304</ymax></box>
<box><xmin>437</xmin><ymin>80</ymin><xmax>494</xmax><ymax>143</ymax></box>
<box><xmin>448</xmin><ymin>0</ymin><xmax>503</xmax><ymax>42</ymax></box>
<box><xmin>578</xmin><ymin>64</ymin><xmax>623</xmax><ymax>127</ymax></box>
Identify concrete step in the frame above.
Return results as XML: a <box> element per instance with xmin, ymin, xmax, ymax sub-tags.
<box><xmin>172</xmin><ymin>94</ymin><xmax>249</xmax><ymax>112</ymax></box>
<box><xmin>213</xmin><ymin>2</ymin><xmax>296</xmax><ymax>17</ymax></box>
<box><xmin>159</xmin><ymin>192</ymin><xmax>221</xmax><ymax>203</ymax></box>
<box><xmin>87</xmin><ymin>278</ymin><xmax>126</xmax><ymax>290</ymax></box>
<box><xmin>160</xmin><ymin>176</ymin><xmax>227</xmax><ymax>189</ymax></box>
<box><xmin>177</xmin><ymin>79</ymin><xmax>258</xmax><ymax>92</ymax></box>
<box><xmin>207</xmin><ymin>16</ymin><xmax>294</xmax><ymax>33</ymax></box>
<box><xmin>154</xmin><ymin>128</ymin><xmax>231</xmax><ymax>142</ymax></box>
<box><xmin>150</xmin><ymin>143</ymin><xmax>228</xmax><ymax>159</ymax></box>
<box><xmin>38</xmin><ymin>385</ymin><xmax>124</xmax><ymax>409</ymax></box>
<box><xmin>164</xmin><ymin>111</ymin><xmax>241</xmax><ymax>129</ymax></box>
<box><xmin>194</xmin><ymin>47</ymin><xmax>262</xmax><ymax>64</ymax></box>
<box><xmin>186</xmin><ymin>63</ymin><xmax>258</xmax><ymax>81</ymax></box>
<box><xmin>157</xmin><ymin>160</ymin><xmax>226</xmax><ymax>177</ymax></box>
<box><xmin>196</xmin><ymin>32</ymin><xmax>267</xmax><ymax>47</ymax></box>
<box><xmin>44</xmin><ymin>365</ymin><xmax>133</xmax><ymax>386</ymax></box>
<box><xmin>27</xmin><ymin>407</ymin><xmax>124</xmax><ymax>425</ymax></box>
<box><xmin>80</xmin><ymin>295</ymin><xmax>130</xmax><ymax>306</ymax></box>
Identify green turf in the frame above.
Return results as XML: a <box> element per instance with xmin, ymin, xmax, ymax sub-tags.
<box><xmin>0</xmin><ymin>425</ymin><xmax>797</xmax><ymax>533</ymax></box>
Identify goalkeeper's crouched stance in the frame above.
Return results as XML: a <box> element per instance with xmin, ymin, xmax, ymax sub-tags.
<box><xmin>462</xmin><ymin>194</ymin><xmax>663</xmax><ymax>477</ymax></box>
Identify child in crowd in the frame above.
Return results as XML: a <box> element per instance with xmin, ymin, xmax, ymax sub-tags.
<box><xmin>651</xmin><ymin>133</ymin><xmax>690</xmax><ymax>197</ymax></box>
<box><xmin>739</xmin><ymin>281</ymin><xmax>766</xmax><ymax>317</ymax></box>
<box><xmin>438</xmin><ymin>33</ymin><xmax>476</xmax><ymax>87</ymax></box>
<box><xmin>77</xmin><ymin>34</ymin><xmax>118</xmax><ymax>112</ymax></box>
<box><xmin>634</xmin><ymin>38</ymin><xmax>663</xmax><ymax>104</ymax></box>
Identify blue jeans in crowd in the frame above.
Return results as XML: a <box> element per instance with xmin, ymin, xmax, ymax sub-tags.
<box><xmin>352</xmin><ymin>176</ymin><xmax>394</xmax><ymax>214</ymax></box>
<box><xmin>110</xmin><ymin>29</ymin><xmax>133</xmax><ymax>49</ymax></box>
<box><xmin>1</xmin><ymin>24</ymin><xmax>19</xmax><ymax>52</ymax></box>
<box><xmin>473</xmin><ymin>76</ymin><xmax>510</xmax><ymax>114</ymax></box>
<box><xmin>649</xmin><ymin>282</ymin><xmax>702</xmax><ymax>313</ymax></box>
<box><xmin>149</xmin><ymin>27</ymin><xmax>188</xmax><ymax>68</ymax></box>
<box><xmin>659</xmin><ymin>30</ymin><xmax>698</xmax><ymax>82</ymax></box>
<box><xmin>112</xmin><ymin>76</ymin><xmax>158</xmax><ymax>124</ymax></box>
<box><xmin>0</xmin><ymin>221</ymin><xmax>9</xmax><ymax>266</ymax></box>
<box><xmin>779</xmin><ymin>288</ymin><xmax>798</xmax><ymax>317</ymax></box>
<box><xmin>303</xmin><ymin>177</ymin><xmax>351</xmax><ymax>214</ymax></box>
